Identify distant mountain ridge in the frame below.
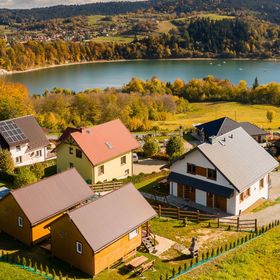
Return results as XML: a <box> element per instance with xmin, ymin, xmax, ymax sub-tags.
<box><xmin>0</xmin><ymin>0</ymin><xmax>279</xmax><ymax>24</ymax></box>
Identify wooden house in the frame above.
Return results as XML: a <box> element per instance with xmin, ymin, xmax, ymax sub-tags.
<box><xmin>0</xmin><ymin>169</ymin><xmax>93</xmax><ymax>246</ymax></box>
<box><xmin>49</xmin><ymin>183</ymin><xmax>157</xmax><ymax>276</ymax></box>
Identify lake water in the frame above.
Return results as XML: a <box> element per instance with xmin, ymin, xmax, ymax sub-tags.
<box><xmin>6</xmin><ymin>59</ymin><xmax>280</xmax><ymax>95</ymax></box>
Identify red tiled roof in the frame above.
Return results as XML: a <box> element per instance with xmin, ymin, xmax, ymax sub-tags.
<box><xmin>60</xmin><ymin>119</ymin><xmax>140</xmax><ymax>166</ymax></box>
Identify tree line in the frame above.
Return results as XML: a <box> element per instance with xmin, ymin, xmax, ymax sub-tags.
<box><xmin>0</xmin><ymin>18</ymin><xmax>279</xmax><ymax>71</ymax></box>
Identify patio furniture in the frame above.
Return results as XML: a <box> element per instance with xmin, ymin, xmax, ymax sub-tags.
<box><xmin>125</xmin><ymin>256</ymin><xmax>148</xmax><ymax>271</ymax></box>
<box><xmin>138</xmin><ymin>259</ymin><xmax>155</xmax><ymax>276</ymax></box>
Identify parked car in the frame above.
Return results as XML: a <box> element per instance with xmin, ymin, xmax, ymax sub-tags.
<box><xmin>133</xmin><ymin>153</ymin><xmax>139</xmax><ymax>163</ymax></box>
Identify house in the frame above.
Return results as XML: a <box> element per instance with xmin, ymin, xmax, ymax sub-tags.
<box><xmin>56</xmin><ymin>119</ymin><xmax>140</xmax><ymax>184</ymax></box>
<box><xmin>0</xmin><ymin>115</ymin><xmax>50</xmax><ymax>167</ymax></box>
<box><xmin>164</xmin><ymin>127</ymin><xmax>278</xmax><ymax>215</ymax></box>
<box><xmin>194</xmin><ymin>117</ymin><xmax>267</xmax><ymax>143</ymax></box>
<box><xmin>49</xmin><ymin>183</ymin><xmax>157</xmax><ymax>276</ymax></box>
<box><xmin>0</xmin><ymin>169</ymin><xmax>93</xmax><ymax>246</ymax></box>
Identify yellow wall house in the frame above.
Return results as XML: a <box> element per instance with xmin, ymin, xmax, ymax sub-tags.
<box><xmin>0</xmin><ymin>169</ymin><xmax>93</xmax><ymax>246</ymax></box>
<box><xmin>49</xmin><ymin>183</ymin><xmax>157</xmax><ymax>276</ymax></box>
<box><xmin>56</xmin><ymin>119</ymin><xmax>140</xmax><ymax>185</ymax></box>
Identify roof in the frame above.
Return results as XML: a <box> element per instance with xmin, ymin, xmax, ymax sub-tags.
<box><xmin>167</xmin><ymin>172</ymin><xmax>234</xmax><ymax>198</ymax></box>
<box><xmin>198</xmin><ymin>128</ymin><xmax>278</xmax><ymax>192</ymax></box>
<box><xmin>0</xmin><ymin>187</ymin><xmax>10</xmax><ymax>200</ymax></box>
<box><xmin>11</xmin><ymin>169</ymin><xmax>93</xmax><ymax>225</ymax></box>
<box><xmin>0</xmin><ymin>115</ymin><xmax>49</xmax><ymax>150</ymax></box>
<box><xmin>58</xmin><ymin>119</ymin><xmax>140</xmax><ymax>166</ymax></box>
<box><xmin>67</xmin><ymin>183</ymin><xmax>157</xmax><ymax>252</ymax></box>
<box><xmin>194</xmin><ymin>117</ymin><xmax>266</xmax><ymax>139</ymax></box>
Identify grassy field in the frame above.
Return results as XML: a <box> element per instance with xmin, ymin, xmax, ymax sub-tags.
<box><xmin>92</xmin><ymin>36</ymin><xmax>135</xmax><ymax>43</ymax></box>
<box><xmin>155</xmin><ymin>102</ymin><xmax>280</xmax><ymax>130</ymax></box>
<box><xmin>191</xmin><ymin>13</ymin><xmax>235</xmax><ymax>20</ymax></box>
<box><xmin>156</xmin><ymin>20</ymin><xmax>176</xmax><ymax>33</ymax></box>
<box><xmin>88</xmin><ymin>15</ymin><xmax>110</xmax><ymax>25</ymax></box>
<box><xmin>182</xmin><ymin>225</ymin><xmax>280</xmax><ymax>279</ymax></box>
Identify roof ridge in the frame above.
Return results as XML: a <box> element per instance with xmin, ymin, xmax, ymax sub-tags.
<box><xmin>0</xmin><ymin>114</ymin><xmax>34</xmax><ymax>123</ymax></box>
<box><xmin>216</xmin><ymin>117</ymin><xmax>235</xmax><ymax>136</ymax></box>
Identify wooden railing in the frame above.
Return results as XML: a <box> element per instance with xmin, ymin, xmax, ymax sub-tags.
<box><xmin>153</xmin><ymin>205</ymin><xmax>258</xmax><ymax>232</ymax></box>
<box><xmin>90</xmin><ymin>181</ymin><xmax>123</xmax><ymax>193</ymax></box>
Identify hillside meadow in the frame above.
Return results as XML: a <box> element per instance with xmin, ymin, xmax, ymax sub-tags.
<box><xmin>155</xmin><ymin>102</ymin><xmax>280</xmax><ymax>131</ymax></box>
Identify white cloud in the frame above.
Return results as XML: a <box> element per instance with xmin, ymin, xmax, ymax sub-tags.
<box><xmin>0</xmin><ymin>0</ymin><xmax>131</xmax><ymax>9</ymax></box>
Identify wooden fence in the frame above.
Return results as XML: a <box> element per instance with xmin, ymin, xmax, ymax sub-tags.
<box><xmin>153</xmin><ymin>205</ymin><xmax>257</xmax><ymax>232</ymax></box>
<box><xmin>90</xmin><ymin>181</ymin><xmax>123</xmax><ymax>193</ymax></box>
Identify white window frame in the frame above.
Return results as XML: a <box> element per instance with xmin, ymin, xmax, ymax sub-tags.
<box><xmin>18</xmin><ymin>216</ymin><xmax>23</xmax><ymax>228</ymax></box>
<box><xmin>76</xmin><ymin>241</ymin><xmax>83</xmax><ymax>254</ymax></box>
<box><xmin>16</xmin><ymin>145</ymin><xmax>21</xmax><ymax>152</ymax></box>
<box><xmin>129</xmin><ymin>228</ymin><xmax>139</xmax><ymax>240</ymax></box>
<box><xmin>36</xmin><ymin>150</ymin><xmax>42</xmax><ymax>157</ymax></box>
<box><xmin>16</xmin><ymin>156</ymin><xmax>22</xmax><ymax>163</ymax></box>
<box><xmin>121</xmin><ymin>155</ymin><xmax>126</xmax><ymax>165</ymax></box>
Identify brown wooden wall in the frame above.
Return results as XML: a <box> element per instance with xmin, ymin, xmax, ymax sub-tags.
<box><xmin>94</xmin><ymin>226</ymin><xmax>142</xmax><ymax>275</ymax></box>
<box><xmin>32</xmin><ymin>214</ymin><xmax>62</xmax><ymax>244</ymax></box>
<box><xmin>50</xmin><ymin>215</ymin><xmax>94</xmax><ymax>276</ymax></box>
<box><xmin>0</xmin><ymin>195</ymin><xmax>32</xmax><ymax>246</ymax></box>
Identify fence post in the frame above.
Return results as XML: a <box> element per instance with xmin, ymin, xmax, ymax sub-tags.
<box><xmin>177</xmin><ymin>208</ymin><xmax>180</xmax><ymax>220</ymax></box>
<box><xmin>254</xmin><ymin>219</ymin><xmax>257</xmax><ymax>233</ymax></box>
<box><xmin>237</xmin><ymin>217</ymin><xmax>240</xmax><ymax>232</ymax></box>
<box><xmin>197</xmin><ymin>210</ymin><xmax>200</xmax><ymax>223</ymax></box>
<box><xmin>158</xmin><ymin>205</ymin><xmax>162</xmax><ymax>217</ymax></box>
<box><xmin>217</xmin><ymin>216</ymin><xmax>220</xmax><ymax>228</ymax></box>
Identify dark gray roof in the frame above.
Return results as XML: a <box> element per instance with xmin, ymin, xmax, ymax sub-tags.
<box><xmin>68</xmin><ymin>183</ymin><xmax>157</xmax><ymax>252</ymax></box>
<box><xmin>198</xmin><ymin>128</ymin><xmax>278</xmax><ymax>192</ymax></box>
<box><xmin>195</xmin><ymin>117</ymin><xmax>266</xmax><ymax>139</ymax></box>
<box><xmin>168</xmin><ymin>172</ymin><xmax>234</xmax><ymax>198</ymax></box>
<box><xmin>11</xmin><ymin>169</ymin><xmax>93</xmax><ymax>225</ymax></box>
<box><xmin>0</xmin><ymin>115</ymin><xmax>49</xmax><ymax>149</ymax></box>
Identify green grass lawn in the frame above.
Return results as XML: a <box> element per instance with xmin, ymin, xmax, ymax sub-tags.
<box><xmin>181</xmin><ymin>225</ymin><xmax>280</xmax><ymax>279</ymax></box>
<box><xmin>192</xmin><ymin>13</ymin><xmax>235</xmax><ymax>21</ymax></box>
<box><xmin>0</xmin><ymin>262</ymin><xmax>45</xmax><ymax>280</ymax></box>
<box><xmin>134</xmin><ymin>174</ymin><xmax>168</xmax><ymax>194</ymax></box>
<box><xmin>155</xmin><ymin>102</ymin><xmax>280</xmax><ymax>130</ymax></box>
<box><xmin>88</xmin><ymin>15</ymin><xmax>110</xmax><ymax>25</ymax></box>
<box><xmin>252</xmin><ymin>197</ymin><xmax>280</xmax><ymax>213</ymax></box>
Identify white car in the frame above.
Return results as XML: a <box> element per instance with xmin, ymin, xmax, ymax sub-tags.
<box><xmin>132</xmin><ymin>153</ymin><xmax>139</xmax><ymax>163</ymax></box>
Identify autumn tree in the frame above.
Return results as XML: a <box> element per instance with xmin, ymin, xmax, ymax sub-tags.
<box><xmin>266</xmin><ymin>110</ymin><xmax>276</xmax><ymax>123</ymax></box>
<box><xmin>0</xmin><ymin>149</ymin><xmax>14</xmax><ymax>173</ymax></box>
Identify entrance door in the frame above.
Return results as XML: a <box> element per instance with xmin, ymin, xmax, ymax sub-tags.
<box><xmin>184</xmin><ymin>185</ymin><xmax>196</xmax><ymax>202</ymax></box>
<box><xmin>207</xmin><ymin>193</ymin><xmax>214</xmax><ymax>208</ymax></box>
<box><xmin>214</xmin><ymin>195</ymin><xmax>227</xmax><ymax>212</ymax></box>
<box><xmin>177</xmin><ymin>183</ymin><xmax>184</xmax><ymax>198</ymax></box>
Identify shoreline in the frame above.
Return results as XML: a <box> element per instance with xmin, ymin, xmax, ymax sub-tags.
<box><xmin>1</xmin><ymin>57</ymin><xmax>280</xmax><ymax>75</ymax></box>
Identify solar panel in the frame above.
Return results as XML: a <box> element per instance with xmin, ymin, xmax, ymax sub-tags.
<box><xmin>0</xmin><ymin>120</ymin><xmax>28</xmax><ymax>145</ymax></box>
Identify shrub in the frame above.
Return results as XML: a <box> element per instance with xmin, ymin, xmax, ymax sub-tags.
<box><xmin>14</xmin><ymin>167</ymin><xmax>37</xmax><ymax>188</ymax></box>
<box><xmin>0</xmin><ymin>149</ymin><xmax>14</xmax><ymax>173</ymax></box>
<box><xmin>166</xmin><ymin>135</ymin><xmax>184</xmax><ymax>158</ymax></box>
<box><xmin>143</xmin><ymin>137</ymin><xmax>160</xmax><ymax>157</ymax></box>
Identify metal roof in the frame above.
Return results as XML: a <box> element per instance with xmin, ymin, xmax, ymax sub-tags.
<box><xmin>67</xmin><ymin>183</ymin><xmax>157</xmax><ymax>252</ymax></box>
<box><xmin>58</xmin><ymin>119</ymin><xmax>140</xmax><ymax>166</ymax></box>
<box><xmin>0</xmin><ymin>115</ymin><xmax>49</xmax><ymax>149</ymax></box>
<box><xmin>198</xmin><ymin>127</ymin><xmax>278</xmax><ymax>192</ymax></box>
<box><xmin>194</xmin><ymin>117</ymin><xmax>266</xmax><ymax>139</ymax></box>
<box><xmin>0</xmin><ymin>187</ymin><xmax>10</xmax><ymax>200</ymax></box>
<box><xmin>168</xmin><ymin>172</ymin><xmax>234</xmax><ymax>198</ymax></box>
<box><xmin>11</xmin><ymin>169</ymin><xmax>93</xmax><ymax>225</ymax></box>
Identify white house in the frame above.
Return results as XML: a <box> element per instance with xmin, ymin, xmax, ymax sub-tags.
<box><xmin>0</xmin><ymin>115</ymin><xmax>50</xmax><ymax>167</ymax></box>
<box><xmin>165</xmin><ymin>127</ymin><xmax>278</xmax><ymax>215</ymax></box>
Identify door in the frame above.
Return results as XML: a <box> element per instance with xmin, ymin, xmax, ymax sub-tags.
<box><xmin>207</xmin><ymin>193</ymin><xmax>214</xmax><ymax>208</ymax></box>
<box><xmin>184</xmin><ymin>185</ymin><xmax>196</xmax><ymax>202</ymax></box>
<box><xmin>177</xmin><ymin>183</ymin><xmax>184</xmax><ymax>198</ymax></box>
<box><xmin>214</xmin><ymin>195</ymin><xmax>227</xmax><ymax>212</ymax></box>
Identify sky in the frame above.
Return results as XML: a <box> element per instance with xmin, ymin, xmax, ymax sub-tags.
<box><xmin>0</xmin><ymin>0</ymin><xmax>135</xmax><ymax>9</ymax></box>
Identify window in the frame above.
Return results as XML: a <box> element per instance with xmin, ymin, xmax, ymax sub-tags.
<box><xmin>69</xmin><ymin>162</ymin><xmax>74</xmax><ymax>168</ymax></box>
<box><xmin>240</xmin><ymin>188</ymin><xmax>251</xmax><ymax>203</ymax></box>
<box><xmin>259</xmin><ymin>178</ymin><xmax>264</xmax><ymax>190</ymax></box>
<box><xmin>76</xmin><ymin>241</ymin><xmax>83</xmax><ymax>254</ymax></box>
<box><xmin>125</xmin><ymin>169</ymin><xmax>130</xmax><ymax>175</ymax></box>
<box><xmin>16</xmin><ymin>146</ymin><xmax>21</xmax><ymax>152</ymax></box>
<box><xmin>98</xmin><ymin>165</ymin><xmax>104</xmax><ymax>176</ymax></box>
<box><xmin>69</xmin><ymin>147</ymin><xmax>74</xmax><ymax>155</ymax></box>
<box><xmin>129</xmin><ymin>228</ymin><xmax>139</xmax><ymax>240</ymax></box>
<box><xmin>36</xmin><ymin>150</ymin><xmax>42</xmax><ymax>157</ymax></box>
<box><xmin>121</xmin><ymin>155</ymin><xmax>126</xmax><ymax>165</ymax></box>
<box><xmin>207</xmin><ymin>168</ymin><xmax>217</xmax><ymax>180</ymax></box>
<box><xmin>18</xmin><ymin>216</ymin><xmax>23</xmax><ymax>228</ymax></box>
<box><xmin>16</xmin><ymin>156</ymin><xmax>22</xmax><ymax>163</ymax></box>
<box><xmin>187</xmin><ymin>163</ymin><xmax>196</xmax><ymax>175</ymax></box>
<box><xmin>76</xmin><ymin>149</ymin><xmax>82</xmax><ymax>159</ymax></box>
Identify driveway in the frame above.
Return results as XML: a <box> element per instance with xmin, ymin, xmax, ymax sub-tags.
<box><xmin>133</xmin><ymin>159</ymin><xmax>167</xmax><ymax>175</ymax></box>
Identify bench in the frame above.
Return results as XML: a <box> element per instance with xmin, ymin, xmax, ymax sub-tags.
<box><xmin>138</xmin><ymin>259</ymin><xmax>155</xmax><ymax>275</ymax></box>
<box><xmin>122</xmin><ymin>249</ymin><xmax>137</xmax><ymax>262</ymax></box>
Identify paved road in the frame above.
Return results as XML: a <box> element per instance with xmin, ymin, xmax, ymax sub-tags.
<box><xmin>133</xmin><ymin>159</ymin><xmax>167</xmax><ymax>175</ymax></box>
